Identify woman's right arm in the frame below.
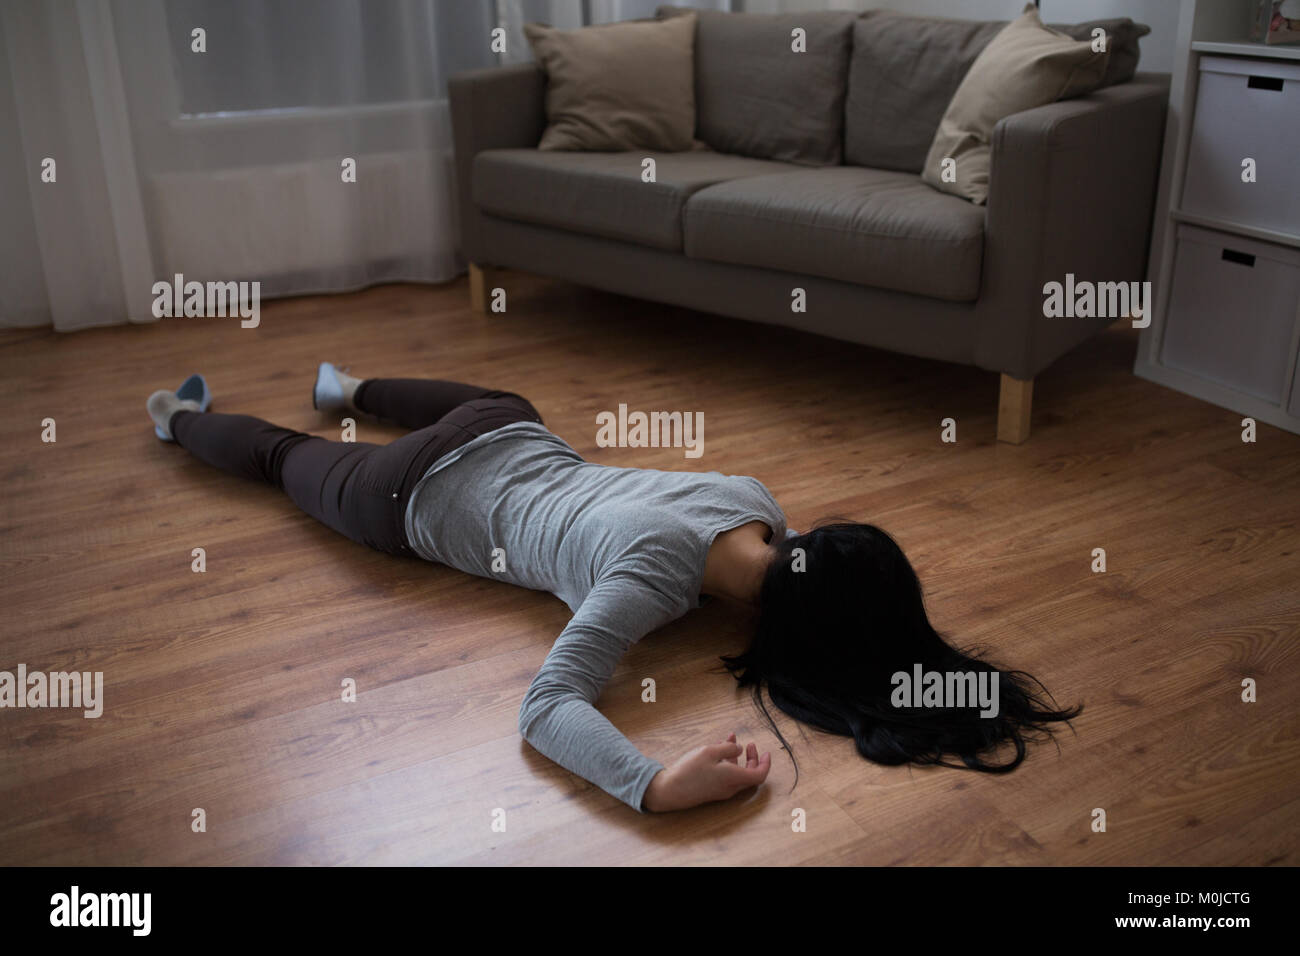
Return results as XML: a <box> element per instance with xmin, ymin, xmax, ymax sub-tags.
<box><xmin>518</xmin><ymin>568</ymin><xmax>769</xmax><ymax>812</ymax></box>
<box><xmin>643</xmin><ymin>733</ymin><xmax>772</xmax><ymax>812</ymax></box>
<box><xmin>517</xmin><ymin>569</ymin><xmax>677</xmax><ymax>812</ymax></box>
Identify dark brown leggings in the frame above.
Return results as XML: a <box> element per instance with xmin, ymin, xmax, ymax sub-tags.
<box><xmin>168</xmin><ymin>378</ymin><xmax>542</xmax><ymax>555</ymax></box>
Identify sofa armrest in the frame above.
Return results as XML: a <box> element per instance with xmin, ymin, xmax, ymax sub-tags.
<box><xmin>449</xmin><ymin>64</ymin><xmax>547</xmax><ymax>264</ymax></box>
<box><xmin>974</xmin><ymin>76</ymin><xmax>1169</xmax><ymax>380</ymax></box>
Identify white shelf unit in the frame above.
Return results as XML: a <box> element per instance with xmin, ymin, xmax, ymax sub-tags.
<box><xmin>1135</xmin><ymin>0</ymin><xmax>1300</xmax><ymax>434</ymax></box>
<box><xmin>1191</xmin><ymin>38</ymin><xmax>1300</xmax><ymax>59</ymax></box>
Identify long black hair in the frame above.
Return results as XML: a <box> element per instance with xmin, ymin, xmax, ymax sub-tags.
<box><xmin>721</xmin><ymin>521</ymin><xmax>1081</xmax><ymax>785</ymax></box>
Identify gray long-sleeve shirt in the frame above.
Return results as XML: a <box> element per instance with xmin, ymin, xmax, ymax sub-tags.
<box><xmin>404</xmin><ymin>421</ymin><xmax>789</xmax><ymax>811</ymax></box>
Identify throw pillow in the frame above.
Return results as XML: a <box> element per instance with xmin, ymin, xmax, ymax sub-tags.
<box><xmin>524</xmin><ymin>14</ymin><xmax>697</xmax><ymax>152</ymax></box>
<box><xmin>922</xmin><ymin>5</ymin><xmax>1110</xmax><ymax>205</ymax></box>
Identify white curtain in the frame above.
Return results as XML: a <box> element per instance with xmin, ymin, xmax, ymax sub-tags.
<box><xmin>1</xmin><ymin>0</ymin><xmax>156</xmax><ymax>330</ymax></box>
<box><xmin>1</xmin><ymin>0</ymin><xmax>733</xmax><ymax>332</ymax></box>
<box><xmin>1</xmin><ymin>0</ymin><xmax>498</xmax><ymax>331</ymax></box>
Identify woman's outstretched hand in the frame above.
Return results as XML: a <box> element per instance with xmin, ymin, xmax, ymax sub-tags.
<box><xmin>642</xmin><ymin>732</ymin><xmax>772</xmax><ymax>812</ymax></box>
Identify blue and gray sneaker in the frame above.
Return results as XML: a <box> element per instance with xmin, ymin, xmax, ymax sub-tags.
<box><xmin>313</xmin><ymin>362</ymin><xmax>360</xmax><ymax>413</ymax></box>
<box><xmin>149</xmin><ymin>373</ymin><xmax>211</xmax><ymax>441</ymax></box>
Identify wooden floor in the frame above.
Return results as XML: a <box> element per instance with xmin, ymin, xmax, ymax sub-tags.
<box><xmin>1</xmin><ymin>275</ymin><xmax>1296</xmax><ymax>866</ymax></box>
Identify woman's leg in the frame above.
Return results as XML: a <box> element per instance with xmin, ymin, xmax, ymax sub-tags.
<box><xmin>352</xmin><ymin>378</ymin><xmax>540</xmax><ymax>431</ymax></box>
<box><xmin>167</xmin><ymin>381</ymin><xmax>543</xmax><ymax>555</ymax></box>
<box><xmin>168</xmin><ymin>409</ymin><xmax>413</xmax><ymax>553</ymax></box>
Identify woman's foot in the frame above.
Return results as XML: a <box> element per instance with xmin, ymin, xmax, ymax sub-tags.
<box><xmin>313</xmin><ymin>362</ymin><xmax>362</xmax><ymax>413</ymax></box>
<box><xmin>147</xmin><ymin>373</ymin><xmax>210</xmax><ymax>441</ymax></box>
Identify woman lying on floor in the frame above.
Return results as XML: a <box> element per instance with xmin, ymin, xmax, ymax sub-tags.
<box><xmin>146</xmin><ymin>367</ymin><xmax>1080</xmax><ymax>812</ymax></box>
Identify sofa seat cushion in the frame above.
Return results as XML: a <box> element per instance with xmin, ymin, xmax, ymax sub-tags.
<box><xmin>472</xmin><ymin>148</ymin><xmax>801</xmax><ymax>252</ymax></box>
<box><xmin>683</xmin><ymin>167</ymin><xmax>985</xmax><ymax>301</ymax></box>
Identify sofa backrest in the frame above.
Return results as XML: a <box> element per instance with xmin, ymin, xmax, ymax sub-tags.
<box><xmin>845</xmin><ymin>13</ymin><xmax>1003</xmax><ymax>174</ymax></box>
<box><xmin>658</xmin><ymin>5</ymin><xmax>855</xmax><ymax>167</ymax></box>
<box><xmin>845</xmin><ymin>11</ymin><xmax>1151</xmax><ymax>174</ymax></box>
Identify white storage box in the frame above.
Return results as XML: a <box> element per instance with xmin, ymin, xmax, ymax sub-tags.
<box><xmin>1160</xmin><ymin>224</ymin><xmax>1300</xmax><ymax>405</ymax></box>
<box><xmin>1180</xmin><ymin>55</ymin><xmax>1300</xmax><ymax>236</ymax></box>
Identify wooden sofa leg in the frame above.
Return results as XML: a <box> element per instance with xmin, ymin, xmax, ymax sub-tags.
<box><xmin>468</xmin><ymin>264</ymin><xmax>492</xmax><ymax>313</ymax></box>
<box><xmin>997</xmin><ymin>374</ymin><xmax>1033</xmax><ymax>444</ymax></box>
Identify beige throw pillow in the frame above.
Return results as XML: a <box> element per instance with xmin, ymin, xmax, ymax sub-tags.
<box><xmin>922</xmin><ymin>5</ymin><xmax>1110</xmax><ymax>204</ymax></box>
<box><xmin>524</xmin><ymin>15</ymin><xmax>697</xmax><ymax>152</ymax></box>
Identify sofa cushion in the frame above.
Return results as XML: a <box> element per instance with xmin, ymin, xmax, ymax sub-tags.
<box><xmin>845</xmin><ymin>11</ymin><xmax>1150</xmax><ymax>174</ymax></box>
<box><xmin>523</xmin><ymin>15</ymin><xmax>698</xmax><ymax>152</ymax></box>
<box><xmin>1056</xmin><ymin>18</ymin><xmax>1151</xmax><ymax>88</ymax></box>
<box><xmin>683</xmin><ymin>167</ymin><xmax>985</xmax><ymax>301</ymax></box>
<box><xmin>658</xmin><ymin>6</ymin><xmax>856</xmax><ymax>166</ymax></box>
<box><xmin>922</xmin><ymin>6</ymin><xmax>1110</xmax><ymax>206</ymax></box>
<box><xmin>472</xmin><ymin>149</ymin><xmax>801</xmax><ymax>252</ymax></box>
<box><xmin>844</xmin><ymin>14</ymin><xmax>1004</xmax><ymax>173</ymax></box>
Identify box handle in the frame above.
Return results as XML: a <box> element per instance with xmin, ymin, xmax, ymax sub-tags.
<box><xmin>1247</xmin><ymin>75</ymin><xmax>1284</xmax><ymax>92</ymax></box>
<box><xmin>1222</xmin><ymin>248</ymin><xmax>1256</xmax><ymax>267</ymax></box>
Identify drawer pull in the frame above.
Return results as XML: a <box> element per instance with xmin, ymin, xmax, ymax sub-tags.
<box><xmin>1247</xmin><ymin>75</ymin><xmax>1284</xmax><ymax>91</ymax></box>
<box><xmin>1221</xmin><ymin>249</ymin><xmax>1256</xmax><ymax>267</ymax></box>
